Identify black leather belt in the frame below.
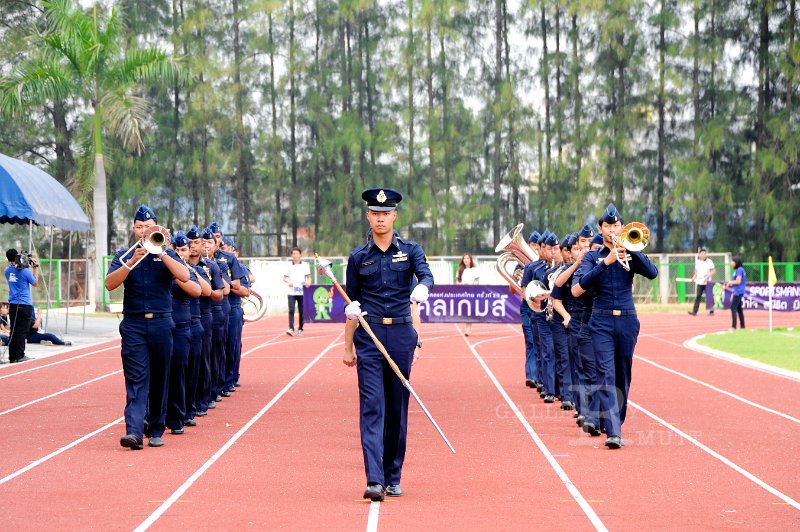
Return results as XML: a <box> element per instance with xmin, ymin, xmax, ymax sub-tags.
<box><xmin>363</xmin><ymin>315</ymin><xmax>413</xmax><ymax>325</ymax></box>
<box><xmin>125</xmin><ymin>312</ymin><xmax>172</xmax><ymax>319</ymax></box>
<box><xmin>592</xmin><ymin>309</ymin><xmax>637</xmax><ymax>317</ymax></box>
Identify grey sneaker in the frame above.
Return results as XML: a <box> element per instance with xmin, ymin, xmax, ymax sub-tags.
<box><xmin>148</xmin><ymin>436</ymin><xmax>164</xmax><ymax>447</ymax></box>
<box><xmin>605</xmin><ymin>436</ymin><xmax>623</xmax><ymax>449</ymax></box>
<box><xmin>297</xmin><ymin>329</ymin><xmax>304</xmax><ymax>337</ymax></box>
<box><xmin>386</xmin><ymin>484</ymin><xmax>403</xmax><ymax>497</ymax></box>
<box><xmin>286</xmin><ymin>329</ymin><xmax>295</xmax><ymax>336</ymax></box>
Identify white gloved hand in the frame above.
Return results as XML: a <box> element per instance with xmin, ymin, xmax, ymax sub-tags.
<box><xmin>410</xmin><ymin>284</ymin><xmax>429</xmax><ymax>303</ymax></box>
<box><xmin>344</xmin><ymin>300</ymin><xmax>367</xmax><ymax>320</ymax></box>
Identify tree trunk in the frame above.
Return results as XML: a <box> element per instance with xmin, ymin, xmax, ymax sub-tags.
<box><xmin>540</xmin><ymin>3</ymin><xmax>551</xmax><ymax>223</ymax></box>
<box><xmin>407</xmin><ymin>0</ymin><xmax>415</xmax><ymax>195</ymax></box>
<box><xmin>289</xmin><ymin>0</ymin><xmax>298</xmax><ymax>247</ymax></box>
<box><xmin>426</xmin><ymin>16</ymin><xmax>438</xmax><ymax>246</ymax></box>
<box><xmin>656</xmin><ymin>0</ymin><xmax>666</xmax><ymax>252</ymax></box>
<box><xmin>492</xmin><ymin>0</ymin><xmax>503</xmax><ymax>244</ymax></box>
<box><xmin>92</xmin><ymin>102</ymin><xmax>108</xmax><ymax>310</ymax></box>
<box><xmin>52</xmin><ymin>100</ymin><xmax>75</xmax><ymax>185</ymax></box>
<box><xmin>268</xmin><ymin>11</ymin><xmax>282</xmax><ymax>256</ymax></box>
<box><xmin>232</xmin><ymin>0</ymin><xmax>250</xmax><ymax>242</ymax></box>
<box><xmin>570</xmin><ymin>13</ymin><xmax>582</xmax><ymax>215</ymax></box>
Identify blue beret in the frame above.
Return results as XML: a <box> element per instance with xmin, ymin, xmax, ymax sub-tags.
<box><xmin>186</xmin><ymin>225</ymin><xmax>201</xmax><ymax>240</ymax></box>
<box><xmin>208</xmin><ymin>221</ymin><xmax>222</xmax><ymax>235</ymax></box>
<box><xmin>222</xmin><ymin>236</ymin><xmax>234</xmax><ymax>248</ymax></box>
<box><xmin>599</xmin><ymin>203</ymin><xmax>623</xmax><ymax>225</ymax></box>
<box><xmin>134</xmin><ymin>205</ymin><xmax>156</xmax><ymax>222</ymax></box>
<box><xmin>537</xmin><ymin>229</ymin><xmax>551</xmax><ymax>245</ymax></box>
<box><xmin>362</xmin><ymin>188</ymin><xmax>402</xmax><ymax>211</ymax></box>
<box><xmin>173</xmin><ymin>232</ymin><xmax>189</xmax><ymax>248</ymax></box>
<box><xmin>528</xmin><ymin>230</ymin><xmax>541</xmax><ymax>244</ymax></box>
<box><xmin>591</xmin><ymin>233</ymin><xmax>604</xmax><ymax>247</ymax></box>
<box><xmin>201</xmin><ymin>227</ymin><xmax>215</xmax><ymax>240</ymax></box>
<box><xmin>544</xmin><ymin>233</ymin><xmax>559</xmax><ymax>247</ymax></box>
<box><xmin>578</xmin><ymin>224</ymin><xmax>595</xmax><ymax>238</ymax></box>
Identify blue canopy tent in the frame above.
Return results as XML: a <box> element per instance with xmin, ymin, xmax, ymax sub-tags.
<box><xmin>0</xmin><ymin>152</ymin><xmax>91</xmax><ymax>336</ymax></box>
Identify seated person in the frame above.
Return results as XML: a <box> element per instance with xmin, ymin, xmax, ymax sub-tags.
<box><xmin>0</xmin><ymin>302</ymin><xmax>9</xmax><ymax>345</ymax></box>
<box><xmin>27</xmin><ymin>308</ymin><xmax>72</xmax><ymax>346</ymax></box>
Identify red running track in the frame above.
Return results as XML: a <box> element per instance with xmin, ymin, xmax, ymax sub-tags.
<box><xmin>0</xmin><ymin>312</ymin><xmax>797</xmax><ymax>530</ymax></box>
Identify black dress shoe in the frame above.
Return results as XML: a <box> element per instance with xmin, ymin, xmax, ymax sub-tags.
<box><xmin>605</xmin><ymin>436</ymin><xmax>623</xmax><ymax>449</ymax></box>
<box><xmin>170</xmin><ymin>428</ymin><xmax>184</xmax><ymax>435</ymax></box>
<box><xmin>148</xmin><ymin>436</ymin><xmax>164</xmax><ymax>447</ymax></box>
<box><xmin>582</xmin><ymin>422</ymin><xmax>601</xmax><ymax>437</ymax></box>
<box><xmin>536</xmin><ymin>383</ymin><xmax>544</xmax><ymax>393</ymax></box>
<box><xmin>539</xmin><ymin>391</ymin><xmax>546</xmax><ymax>399</ymax></box>
<box><xmin>576</xmin><ymin>415</ymin><xmax>586</xmax><ymax>428</ymax></box>
<box><xmin>11</xmin><ymin>356</ymin><xmax>34</xmax><ymax>363</ymax></box>
<box><xmin>120</xmin><ymin>434</ymin><xmax>144</xmax><ymax>450</ymax></box>
<box><xmin>543</xmin><ymin>394</ymin><xmax>555</xmax><ymax>403</ymax></box>
<box><xmin>386</xmin><ymin>484</ymin><xmax>403</xmax><ymax>497</ymax></box>
<box><xmin>184</xmin><ymin>419</ymin><xmax>197</xmax><ymax>427</ymax></box>
<box><xmin>363</xmin><ymin>484</ymin><xmax>385</xmax><ymax>502</ymax></box>
<box><xmin>525</xmin><ymin>379</ymin><xmax>536</xmax><ymax>388</ymax></box>
<box><xmin>234</xmin><ymin>382</ymin><xmax>241</xmax><ymax>387</ymax></box>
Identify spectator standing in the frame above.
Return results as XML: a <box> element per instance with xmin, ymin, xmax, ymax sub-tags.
<box><xmin>284</xmin><ymin>247</ymin><xmax>311</xmax><ymax>336</ymax></box>
<box><xmin>688</xmin><ymin>248</ymin><xmax>716</xmax><ymax>316</ymax></box>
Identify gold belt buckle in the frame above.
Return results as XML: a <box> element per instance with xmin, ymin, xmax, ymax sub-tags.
<box><xmin>382</xmin><ymin>317</ymin><xmax>393</xmax><ymax>325</ymax></box>
<box><xmin>144</xmin><ymin>313</ymin><xmax>154</xmax><ymax>319</ymax></box>
<box><xmin>612</xmin><ymin>310</ymin><xmax>621</xmax><ymax>317</ymax></box>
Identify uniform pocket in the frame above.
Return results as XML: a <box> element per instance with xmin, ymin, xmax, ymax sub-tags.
<box><xmin>388</xmin><ymin>260</ymin><xmax>411</xmax><ymax>284</ymax></box>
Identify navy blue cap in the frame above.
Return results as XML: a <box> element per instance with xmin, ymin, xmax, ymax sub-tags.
<box><xmin>578</xmin><ymin>224</ymin><xmax>595</xmax><ymax>238</ymax></box>
<box><xmin>208</xmin><ymin>221</ymin><xmax>222</xmax><ymax>235</ymax></box>
<box><xmin>201</xmin><ymin>227</ymin><xmax>215</xmax><ymax>240</ymax></box>
<box><xmin>537</xmin><ymin>229</ymin><xmax>551</xmax><ymax>245</ymax></box>
<box><xmin>173</xmin><ymin>232</ymin><xmax>189</xmax><ymax>248</ymax></box>
<box><xmin>134</xmin><ymin>205</ymin><xmax>156</xmax><ymax>222</ymax></box>
<box><xmin>528</xmin><ymin>230</ymin><xmax>541</xmax><ymax>244</ymax></box>
<box><xmin>362</xmin><ymin>188</ymin><xmax>402</xmax><ymax>211</ymax></box>
<box><xmin>590</xmin><ymin>233</ymin><xmax>604</xmax><ymax>247</ymax></box>
<box><xmin>186</xmin><ymin>225</ymin><xmax>201</xmax><ymax>240</ymax></box>
<box><xmin>544</xmin><ymin>233</ymin><xmax>559</xmax><ymax>247</ymax></box>
<box><xmin>222</xmin><ymin>236</ymin><xmax>234</xmax><ymax>248</ymax></box>
<box><xmin>564</xmin><ymin>233</ymin><xmax>578</xmax><ymax>248</ymax></box>
<box><xmin>599</xmin><ymin>203</ymin><xmax>623</xmax><ymax>225</ymax></box>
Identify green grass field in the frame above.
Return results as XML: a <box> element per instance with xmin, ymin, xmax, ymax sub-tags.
<box><xmin>696</xmin><ymin>328</ymin><xmax>800</xmax><ymax>372</ymax></box>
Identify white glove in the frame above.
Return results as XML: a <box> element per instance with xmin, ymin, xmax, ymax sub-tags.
<box><xmin>410</xmin><ymin>284</ymin><xmax>429</xmax><ymax>303</ymax></box>
<box><xmin>345</xmin><ymin>300</ymin><xmax>367</xmax><ymax>320</ymax></box>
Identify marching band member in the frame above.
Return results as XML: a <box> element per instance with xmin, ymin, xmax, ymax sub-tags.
<box><xmin>522</xmin><ymin>231</ymin><xmax>541</xmax><ymax>389</ymax></box>
<box><xmin>187</xmin><ymin>226</ymin><xmax>225</xmax><ymax>418</ymax></box>
<box><xmin>343</xmin><ymin>188</ymin><xmax>433</xmax><ymax>501</ymax></box>
<box><xmin>165</xmin><ymin>233</ymin><xmax>202</xmax><ymax>435</ymax></box>
<box><xmin>549</xmin><ymin>234</ymin><xmax>576</xmax><ymax>410</ymax></box>
<box><xmin>203</xmin><ymin>226</ymin><xmax>230</xmax><ymax>410</ymax></box>
<box><xmin>572</xmin><ymin>204</ymin><xmax>658</xmax><ymax>449</ymax></box>
<box><xmin>222</xmin><ymin>236</ymin><xmax>249</xmax><ymax>393</ymax></box>
<box><xmin>106</xmin><ymin>205</ymin><xmax>189</xmax><ymax>450</ymax></box>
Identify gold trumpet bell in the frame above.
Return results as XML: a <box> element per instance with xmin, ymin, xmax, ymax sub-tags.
<box><xmin>620</xmin><ymin>222</ymin><xmax>650</xmax><ymax>252</ymax></box>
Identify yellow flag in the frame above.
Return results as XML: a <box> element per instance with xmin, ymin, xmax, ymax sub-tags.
<box><xmin>768</xmin><ymin>256</ymin><xmax>778</xmax><ymax>287</ymax></box>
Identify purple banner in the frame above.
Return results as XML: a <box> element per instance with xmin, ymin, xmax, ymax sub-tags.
<box><xmin>303</xmin><ymin>285</ymin><xmax>523</xmax><ymax>323</ymax></box>
<box><xmin>718</xmin><ymin>282</ymin><xmax>800</xmax><ymax>312</ymax></box>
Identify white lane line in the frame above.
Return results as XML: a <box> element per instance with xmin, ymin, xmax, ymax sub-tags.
<box><xmin>365</xmin><ymin>501</ymin><xmax>381</xmax><ymax>532</ymax></box>
<box><xmin>134</xmin><ymin>333</ymin><xmax>344</xmax><ymax>532</ymax></box>
<box><xmin>629</xmin><ymin>400</ymin><xmax>800</xmax><ymax>511</ymax></box>
<box><xmin>0</xmin><ymin>370</ymin><xmax>123</xmax><ymax>417</ymax></box>
<box><xmin>463</xmin><ymin>327</ymin><xmax>608</xmax><ymax>532</ymax></box>
<box><xmin>0</xmin><ymin>417</ymin><xmax>124</xmax><ymax>486</ymax></box>
<box><xmin>0</xmin><ymin>344</ymin><xmax>120</xmax><ymax>380</ymax></box>
<box><xmin>634</xmin><ymin>355</ymin><xmax>800</xmax><ymax>425</ymax></box>
<box><xmin>684</xmin><ymin>335</ymin><xmax>800</xmax><ymax>382</ymax></box>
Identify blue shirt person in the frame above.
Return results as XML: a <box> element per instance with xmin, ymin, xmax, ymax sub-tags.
<box><xmin>343</xmin><ymin>187</ymin><xmax>434</xmax><ymax>502</ymax></box>
<box><xmin>571</xmin><ymin>204</ymin><xmax>658</xmax><ymax>449</ymax></box>
<box><xmin>725</xmin><ymin>256</ymin><xmax>747</xmax><ymax>329</ymax></box>
<box><xmin>4</xmin><ymin>248</ymin><xmax>39</xmax><ymax>363</ymax></box>
<box><xmin>105</xmin><ymin>205</ymin><xmax>190</xmax><ymax>450</ymax></box>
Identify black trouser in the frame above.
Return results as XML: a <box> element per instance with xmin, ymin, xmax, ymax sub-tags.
<box><xmin>730</xmin><ymin>294</ymin><xmax>745</xmax><ymax>329</ymax></box>
<box><xmin>288</xmin><ymin>295</ymin><xmax>304</xmax><ymax>331</ymax></box>
<box><xmin>691</xmin><ymin>284</ymin><xmax>708</xmax><ymax>314</ymax></box>
<box><xmin>8</xmin><ymin>304</ymin><xmax>33</xmax><ymax>361</ymax></box>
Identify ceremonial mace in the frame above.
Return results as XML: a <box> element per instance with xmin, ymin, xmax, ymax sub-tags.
<box><xmin>315</xmin><ymin>254</ymin><xmax>456</xmax><ymax>454</ymax></box>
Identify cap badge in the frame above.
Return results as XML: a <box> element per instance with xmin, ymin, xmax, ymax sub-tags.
<box><xmin>377</xmin><ymin>190</ymin><xmax>387</xmax><ymax>203</ymax></box>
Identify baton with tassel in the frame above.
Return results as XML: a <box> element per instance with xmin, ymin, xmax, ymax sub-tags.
<box><xmin>315</xmin><ymin>254</ymin><xmax>456</xmax><ymax>454</ymax></box>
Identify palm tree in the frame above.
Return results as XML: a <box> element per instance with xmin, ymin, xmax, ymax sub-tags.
<box><xmin>0</xmin><ymin>0</ymin><xmax>183</xmax><ymax>309</ymax></box>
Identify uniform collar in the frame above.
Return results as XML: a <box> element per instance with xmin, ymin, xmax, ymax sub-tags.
<box><xmin>367</xmin><ymin>230</ymin><xmax>400</xmax><ymax>250</ymax></box>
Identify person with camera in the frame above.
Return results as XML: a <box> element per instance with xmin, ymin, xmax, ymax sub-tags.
<box><xmin>4</xmin><ymin>249</ymin><xmax>39</xmax><ymax>363</ymax></box>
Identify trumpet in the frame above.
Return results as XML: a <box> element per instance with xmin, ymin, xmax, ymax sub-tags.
<box><xmin>119</xmin><ymin>225</ymin><xmax>171</xmax><ymax>270</ymax></box>
<box><xmin>495</xmin><ymin>223</ymin><xmax>539</xmax><ymax>296</ymax></box>
<box><xmin>611</xmin><ymin>222</ymin><xmax>650</xmax><ymax>271</ymax></box>
<box><xmin>242</xmin><ymin>288</ymin><xmax>268</xmax><ymax>322</ymax></box>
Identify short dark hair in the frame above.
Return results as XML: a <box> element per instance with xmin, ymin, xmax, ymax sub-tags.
<box><xmin>291</xmin><ymin>247</ymin><xmax>302</xmax><ymax>254</ymax></box>
<box><xmin>6</xmin><ymin>249</ymin><xmax>18</xmax><ymax>262</ymax></box>
<box><xmin>732</xmin><ymin>256</ymin><xmax>743</xmax><ymax>269</ymax></box>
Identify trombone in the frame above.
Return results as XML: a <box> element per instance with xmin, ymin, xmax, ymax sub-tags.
<box><xmin>119</xmin><ymin>225</ymin><xmax>171</xmax><ymax>270</ymax></box>
<box><xmin>611</xmin><ymin>222</ymin><xmax>650</xmax><ymax>271</ymax></box>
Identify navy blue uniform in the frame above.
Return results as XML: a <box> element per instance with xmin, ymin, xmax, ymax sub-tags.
<box><xmin>107</xmin><ymin>248</ymin><xmax>181</xmax><ymax>440</ymax></box>
<box><xmin>548</xmin><ymin>265</ymin><xmax>574</xmax><ymax>405</ymax></box>
<box><xmin>576</xmin><ymin>246</ymin><xmax>658</xmax><ymax>438</ymax></box>
<box><xmin>196</xmin><ymin>258</ymin><xmax>224</xmax><ymax>413</ymax></box>
<box><xmin>231</xmin><ymin>266</ymin><xmax>253</xmax><ymax>387</ymax></box>
<box><xmin>166</xmin><ymin>266</ymin><xmax>199</xmax><ymax>431</ymax></box>
<box><xmin>184</xmin><ymin>263</ymin><xmax>205</xmax><ymax>421</ymax></box>
<box><xmin>345</xmin><ymin>232</ymin><xmax>433</xmax><ymax>488</ymax></box>
<box><xmin>224</xmin><ymin>257</ymin><xmax>247</xmax><ymax>392</ymax></box>
<box><xmin>521</xmin><ymin>260</ymin><xmax>556</xmax><ymax>395</ymax></box>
